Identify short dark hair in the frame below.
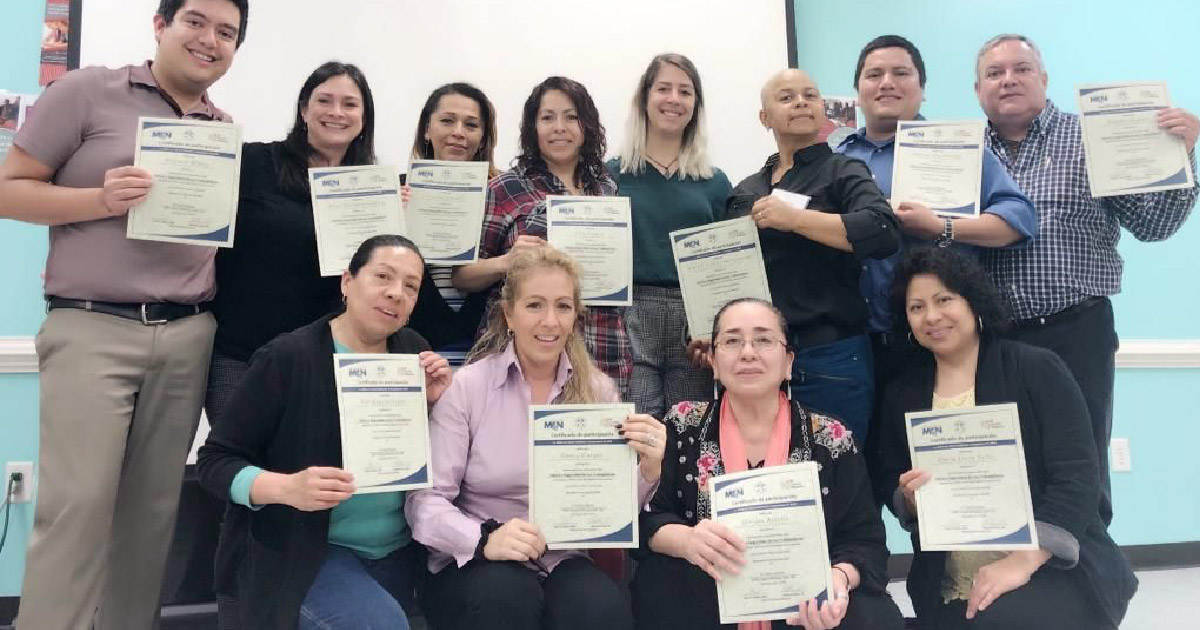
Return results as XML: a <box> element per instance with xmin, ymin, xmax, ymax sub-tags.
<box><xmin>854</xmin><ymin>34</ymin><xmax>926</xmax><ymax>89</ymax></box>
<box><xmin>516</xmin><ymin>76</ymin><xmax>608</xmax><ymax>191</ymax></box>
<box><xmin>890</xmin><ymin>247</ymin><xmax>1010</xmax><ymax>338</ymax></box>
<box><xmin>278</xmin><ymin>61</ymin><xmax>377</xmax><ymax>198</ymax></box>
<box><xmin>411</xmin><ymin>82</ymin><xmax>499</xmax><ymax>178</ymax></box>
<box><xmin>347</xmin><ymin>234</ymin><xmax>425</xmax><ymax>277</ymax></box>
<box><xmin>157</xmin><ymin>0</ymin><xmax>249</xmax><ymax>48</ymax></box>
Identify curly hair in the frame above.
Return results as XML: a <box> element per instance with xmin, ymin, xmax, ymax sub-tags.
<box><xmin>890</xmin><ymin>247</ymin><xmax>1011</xmax><ymax>338</ymax></box>
<box><xmin>516</xmin><ymin>76</ymin><xmax>608</xmax><ymax>190</ymax></box>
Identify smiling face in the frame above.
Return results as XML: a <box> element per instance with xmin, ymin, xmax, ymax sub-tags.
<box><xmin>340</xmin><ymin>246</ymin><xmax>424</xmax><ymax>342</ymax></box>
<box><xmin>152</xmin><ymin>0</ymin><xmax>240</xmax><ymax>93</ymax></box>
<box><xmin>904</xmin><ymin>273</ymin><xmax>979</xmax><ymax>359</ymax></box>
<box><xmin>975</xmin><ymin>39</ymin><xmax>1048</xmax><ymax>128</ymax></box>
<box><xmin>759</xmin><ymin>69</ymin><xmax>826</xmax><ymax>142</ymax></box>
<box><xmin>502</xmin><ymin>267</ymin><xmax>578</xmax><ymax>370</ymax></box>
<box><xmin>302</xmin><ymin>74</ymin><xmax>364</xmax><ymax>155</ymax></box>
<box><xmin>857</xmin><ymin>46</ymin><xmax>923</xmax><ymax>133</ymax></box>
<box><xmin>425</xmin><ymin>93</ymin><xmax>484</xmax><ymax>161</ymax></box>
<box><xmin>645</xmin><ymin>62</ymin><xmax>696</xmax><ymax>136</ymax></box>
<box><xmin>711</xmin><ymin>302</ymin><xmax>794</xmax><ymax>399</ymax></box>
<box><xmin>536</xmin><ymin>89</ymin><xmax>584</xmax><ymax>172</ymax></box>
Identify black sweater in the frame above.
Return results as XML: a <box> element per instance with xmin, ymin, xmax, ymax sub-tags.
<box><xmin>875</xmin><ymin>338</ymin><xmax>1137</xmax><ymax>628</ymax></box>
<box><xmin>197</xmin><ymin>315</ymin><xmax>430</xmax><ymax>630</ymax></box>
<box><xmin>639</xmin><ymin>398</ymin><xmax>892</xmax><ymax>595</ymax></box>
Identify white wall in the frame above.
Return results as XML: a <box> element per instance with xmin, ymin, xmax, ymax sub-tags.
<box><xmin>82</xmin><ymin>0</ymin><xmax>789</xmax><ymax>181</ymax></box>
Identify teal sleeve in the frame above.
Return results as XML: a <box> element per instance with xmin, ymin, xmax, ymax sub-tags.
<box><xmin>229</xmin><ymin>465</ymin><xmax>266</xmax><ymax>510</ymax></box>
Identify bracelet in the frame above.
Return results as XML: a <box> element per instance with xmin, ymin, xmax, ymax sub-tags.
<box><xmin>936</xmin><ymin>216</ymin><xmax>954</xmax><ymax>248</ymax></box>
<box><xmin>832</xmin><ymin>565</ymin><xmax>852</xmax><ymax>591</ymax></box>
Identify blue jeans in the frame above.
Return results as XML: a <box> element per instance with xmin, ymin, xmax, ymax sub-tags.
<box><xmin>298</xmin><ymin>544</ymin><xmax>417</xmax><ymax>630</ymax></box>
<box><xmin>789</xmin><ymin>333</ymin><xmax>874</xmax><ymax>443</ymax></box>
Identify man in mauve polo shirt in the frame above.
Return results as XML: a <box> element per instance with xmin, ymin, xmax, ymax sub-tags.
<box><xmin>0</xmin><ymin>1</ymin><xmax>248</xmax><ymax>628</ymax></box>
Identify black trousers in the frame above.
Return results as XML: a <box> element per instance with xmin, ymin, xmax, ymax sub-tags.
<box><xmin>865</xmin><ymin>331</ymin><xmax>918</xmax><ymax>507</ymax></box>
<box><xmin>630</xmin><ymin>553</ymin><xmax>905</xmax><ymax>630</ymax></box>
<box><xmin>921</xmin><ymin>565</ymin><xmax>1114</xmax><ymax>630</ymax></box>
<box><xmin>1011</xmin><ymin>297</ymin><xmax>1116</xmax><ymax>525</ymax></box>
<box><xmin>422</xmin><ymin>557</ymin><xmax>633</xmax><ymax>630</ymax></box>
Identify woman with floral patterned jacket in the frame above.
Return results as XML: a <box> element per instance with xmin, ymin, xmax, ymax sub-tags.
<box><xmin>630</xmin><ymin>298</ymin><xmax>903</xmax><ymax>630</ymax></box>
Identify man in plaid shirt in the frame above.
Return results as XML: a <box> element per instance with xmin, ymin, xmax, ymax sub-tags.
<box><xmin>975</xmin><ymin>34</ymin><xmax>1199</xmax><ymax>525</ymax></box>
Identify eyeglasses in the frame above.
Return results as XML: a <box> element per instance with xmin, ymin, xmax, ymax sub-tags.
<box><xmin>714</xmin><ymin>335</ymin><xmax>787</xmax><ymax>353</ymax></box>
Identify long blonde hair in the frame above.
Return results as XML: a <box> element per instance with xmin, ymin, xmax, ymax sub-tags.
<box><xmin>466</xmin><ymin>246</ymin><xmax>603</xmax><ymax>404</ymax></box>
<box><xmin>616</xmin><ymin>53</ymin><xmax>715</xmax><ymax>180</ymax></box>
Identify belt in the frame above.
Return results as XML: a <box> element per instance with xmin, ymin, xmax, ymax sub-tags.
<box><xmin>47</xmin><ymin>297</ymin><xmax>210</xmax><ymax>325</ymax></box>
<box><xmin>1014</xmin><ymin>297</ymin><xmax>1106</xmax><ymax>329</ymax></box>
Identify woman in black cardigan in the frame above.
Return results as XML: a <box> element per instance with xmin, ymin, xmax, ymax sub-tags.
<box><xmin>631</xmin><ymin>297</ymin><xmax>904</xmax><ymax>630</ymax></box>
<box><xmin>197</xmin><ymin>235</ymin><xmax>452</xmax><ymax>630</ymax></box>
<box><xmin>875</xmin><ymin>247</ymin><xmax>1136</xmax><ymax>630</ymax></box>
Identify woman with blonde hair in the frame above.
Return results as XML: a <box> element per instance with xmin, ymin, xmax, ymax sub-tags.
<box><xmin>607</xmin><ymin>53</ymin><xmax>732</xmax><ymax>419</ymax></box>
<box><xmin>407</xmin><ymin>245</ymin><xmax>666</xmax><ymax>630</ymax></box>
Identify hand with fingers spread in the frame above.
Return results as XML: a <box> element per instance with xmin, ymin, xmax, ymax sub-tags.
<box><xmin>965</xmin><ymin>549</ymin><xmax>1050</xmax><ymax>620</ymax></box>
<box><xmin>898</xmin><ymin>468</ymin><xmax>932</xmax><ymax>514</ymax></box>
<box><xmin>419</xmin><ymin>350</ymin><xmax>453</xmax><ymax>404</ymax></box>
<box><xmin>683</xmin><ymin>519</ymin><xmax>746</xmax><ymax>581</ymax></box>
<box><xmin>1158</xmin><ymin>107</ymin><xmax>1199</xmax><ymax>152</ymax></box>
<box><xmin>100</xmin><ymin>166</ymin><xmax>153</xmax><ymax>216</ymax></box>
<box><xmin>280</xmin><ymin>466</ymin><xmax>356</xmax><ymax>512</ymax></box>
<box><xmin>620</xmin><ymin>413</ymin><xmax>666</xmax><ymax>482</ymax></box>
<box><xmin>482</xmin><ymin>518</ymin><xmax>547</xmax><ymax>563</ymax></box>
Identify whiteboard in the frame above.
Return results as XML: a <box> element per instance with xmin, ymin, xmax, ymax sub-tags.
<box><xmin>81</xmin><ymin>0</ymin><xmax>789</xmax><ymax>182</ymax></box>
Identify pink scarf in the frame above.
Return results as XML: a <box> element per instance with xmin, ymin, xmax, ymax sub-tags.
<box><xmin>719</xmin><ymin>391</ymin><xmax>792</xmax><ymax>630</ymax></box>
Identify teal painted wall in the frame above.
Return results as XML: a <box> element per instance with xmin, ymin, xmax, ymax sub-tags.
<box><xmin>792</xmin><ymin>0</ymin><xmax>1200</xmax><ymax>552</ymax></box>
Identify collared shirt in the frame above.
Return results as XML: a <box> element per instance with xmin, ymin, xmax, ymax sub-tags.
<box><xmin>980</xmin><ymin>100</ymin><xmax>1198</xmax><ymax>320</ymax></box>
<box><xmin>838</xmin><ymin>128</ymin><xmax>1038</xmax><ymax>332</ymax></box>
<box><xmin>406</xmin><ymin>342</ymin><xmax>656</xmax><ymax>573</ymax></box>
<box><xmin>725</xmin><ymin>143</ymin><xmax>899</xmax><ymax>344</ymax></box>
<box><xmin>478</xmin><ymin>163</ymin><xmax>631</xmax><ymax>391</ymax></box>
<box><xmin>15</xmin><ymin>62</ymin><xmax>231</xmax><ymax>303</ymax></box>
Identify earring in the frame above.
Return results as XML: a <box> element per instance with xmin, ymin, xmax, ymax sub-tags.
<box><xmin>786</xmin><ymin>379</ymin><xmax>793</xmax><ymax>401</ymax></box>
<box><xmin>506</xmin><ymin>328</ymin><xmax>513</xmax><ymax>338</ymax></box>
<box><xmin>712</xmin><ymin>381</ymin><xmax>720</xmax><ymax>400</ymax></box>
<box><xmin>907</xmin><ymin>331</ymin><xmax>915</xmax><ymax>344</ymax></box>
<box><xmin>977</xmin><ymin>316</ymin><xmax>984</xmax><ymax>332</ymax></box>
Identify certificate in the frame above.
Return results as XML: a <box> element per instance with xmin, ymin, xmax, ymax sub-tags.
<box><xmin>905</xmin><ymin>403</ymin><xmax>1038</xmax><ymax>551</ymax></box>
<box><xmin>405</xmin><ymin>160</ymin><xmax>489</xmax><ymax>264</ymax></box>
<box><xmin>711</xmin><ymin>462</ymin><xmax>833</xmax><ymax>624</ymax></box>
<box><xmin>310</xmin><ymin>165</ymin><xmax>405</xmax><ymax>276</ymax></box>
<box><xmin>127</xmin><ymin>117</ymin><xmax>242</xmax><ymax>247</ymax></box>
<box><xmin>528</xmin><ymin>404</ymin><xmax>637</xmax><ymax>549</ymax></box>
<box><xmin>333</xmin><ymin>353</ymin><xmax>431</xmax><ymax>493</ymax></box>
<box><xmin>670</xmin><ymin>217</ymin><xmax>772</xmax><ymax>340</ymax></box>
<box><xmin>1077</xmin><ymin>82</ymin><xmax>1195</xmax><ymax>197</ymax></box>
<box><xmin>545</xmin><ymin>196</ymin><xmax>632</xmax><ymax>306</ymax></box>
<box><xmin>891</xmin><ymin>120</ymin><xmax>985</xmax><ymax>218</ymax></box>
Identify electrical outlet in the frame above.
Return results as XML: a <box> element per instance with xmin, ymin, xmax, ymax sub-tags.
<box><xmin>1110</xmin><ymin>438</ymin><xmax>1132</xmax><ymax>473</ymax></box>
<box><xmin>5</xmin><ymin>462</ymin><xmax>34</xmax><ymax>503</ymax></box>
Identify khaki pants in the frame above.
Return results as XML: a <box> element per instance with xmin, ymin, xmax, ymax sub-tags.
<box><xmin>18</xmin><ymin>308</ymin><xmax>215</xmax><ymax>630</ymax></box>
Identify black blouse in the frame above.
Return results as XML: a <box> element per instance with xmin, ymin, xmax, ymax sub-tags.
<box><xmin>639</xmin><ymin>398</ymin><xmax>892</xmax><ymax>594</ymax></box>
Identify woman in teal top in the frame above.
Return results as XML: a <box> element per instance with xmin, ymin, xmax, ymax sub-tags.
<box><xmin>607</xmin><ymin>53</ymin><xmax>732</xmax><ymax>420</ymax></box>
<box><xmin>197</xmin><ymin>235</ymin><xmax>453</xmax><ymax>630</ymax></box>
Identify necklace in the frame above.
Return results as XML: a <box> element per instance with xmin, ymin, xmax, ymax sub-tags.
<box><xmin>646</xmin><ymin>154</ymin><xmax>678</xmax><ymax>175</ymax></box>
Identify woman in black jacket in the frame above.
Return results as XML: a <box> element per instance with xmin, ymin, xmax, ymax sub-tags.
<box><xmin>631</xmin><ymin>297</ymin><xmax>904</xmax><ymax>630</ymax></box>
<box><xmin>875</xmin><ymin>247</ymin><xmax>1136</xmax><ymax>629</ymax></box>
<box><xmin>197</xmin><ymin>235</ymin><xmax>452</xmax><ymax>630</ymax></box>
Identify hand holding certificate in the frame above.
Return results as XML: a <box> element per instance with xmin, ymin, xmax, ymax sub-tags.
<box><xmin>670</xmin><ymin>217</ymin><xmax>772</xmax><ymax>340</ymax></box>
<box><xmin>711</xmin><ymin>462</ymin><xmax>833</xmax><ymax>624</ymax></box>
<box><xmin>334</xmin><ymin>354</ymin><xmax>432</xmax><ymax>493</ymax></box>
<box><xmin>311</xmin><ymin>165</ymin><xmax>405</xmax><ymax>276</ymax></box>
<box><xmin>405</xmin><ymin>160</ymin><xmax>489</xmax><ymax>264</ymax></box>
<box><xmin>528</xmin><ymin>404</ymin><xmax>638</xmax><ymax>549</ymax></box>
<box><xmin>891</xmin><ymin>120</ymin><xmax>985</xmax><ymax>218</ymax></box>
<box><xmin>127</xmin><ymin>117</ymin><xmax>242</xmax><ymax>247</ymax></box>
<box><xmin>905</xmin><ymin>403</ymin><xmax>1038</xmax><ymax>551</ymax></box>
<box><xmin>545</xmin><ymin>196</ymin><xmax>632</xmax><ymax>306</ymax></box>
<box><xmin>1077</xmin><ymin>82</ymin><xmax>1195</xmax><ymax>197</ymax></box>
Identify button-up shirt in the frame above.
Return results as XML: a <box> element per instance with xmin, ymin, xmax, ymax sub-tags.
<box><xmin>478</xmin><ymin>163</ymin><xmax>631</xmax><ymax>392</ymax></box>
<box><xmin>16</xmin><ymin>61</ymin><xmax>229</xmax><ymax>303</ymax></box>
<box><xmin>838</xmin><ymin>128</ymin><xmax>1038</xmax><ymax>332</ymax></box>
<box><xmin>980</xmin><ymin>100</ymin><xmax>1198</xmax><ymax>320</ymax></box>
<box><xmin>406</xmin><ymin>342</ymin><xmax>656</xmax><ymax>573</ymax></box>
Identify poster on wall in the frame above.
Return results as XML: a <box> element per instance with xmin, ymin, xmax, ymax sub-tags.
<box><xmin>39</xmin><ymin>0</ymin><xmax>81</xmax><ymax>86</ymax></box>
<box><xmin>0</xmin><ymin>93</ymin><xmax>38</xmax><ymax>162</ymax></box>
<box><xmin>820</xmin><ymin>96</ymin><xmax>858</xmax><ymax>148</ymax></box>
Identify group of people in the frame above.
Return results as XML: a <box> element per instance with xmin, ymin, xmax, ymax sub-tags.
<box><xmin>0</xmin><ymin>0</ymin><xmax>1196</xmax><ymax>629</ymax></box>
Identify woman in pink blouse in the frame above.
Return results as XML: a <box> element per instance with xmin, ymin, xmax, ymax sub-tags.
<box><xmin>406</xmin><ymin>245</ymin><xmax>665</xmax><ymax>630</ymax></box>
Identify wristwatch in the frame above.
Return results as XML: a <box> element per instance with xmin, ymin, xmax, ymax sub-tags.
<box><xmin>936</xmin><ymin>216</ymin><xmax>954</xmax><ymax>248</ymax></box>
